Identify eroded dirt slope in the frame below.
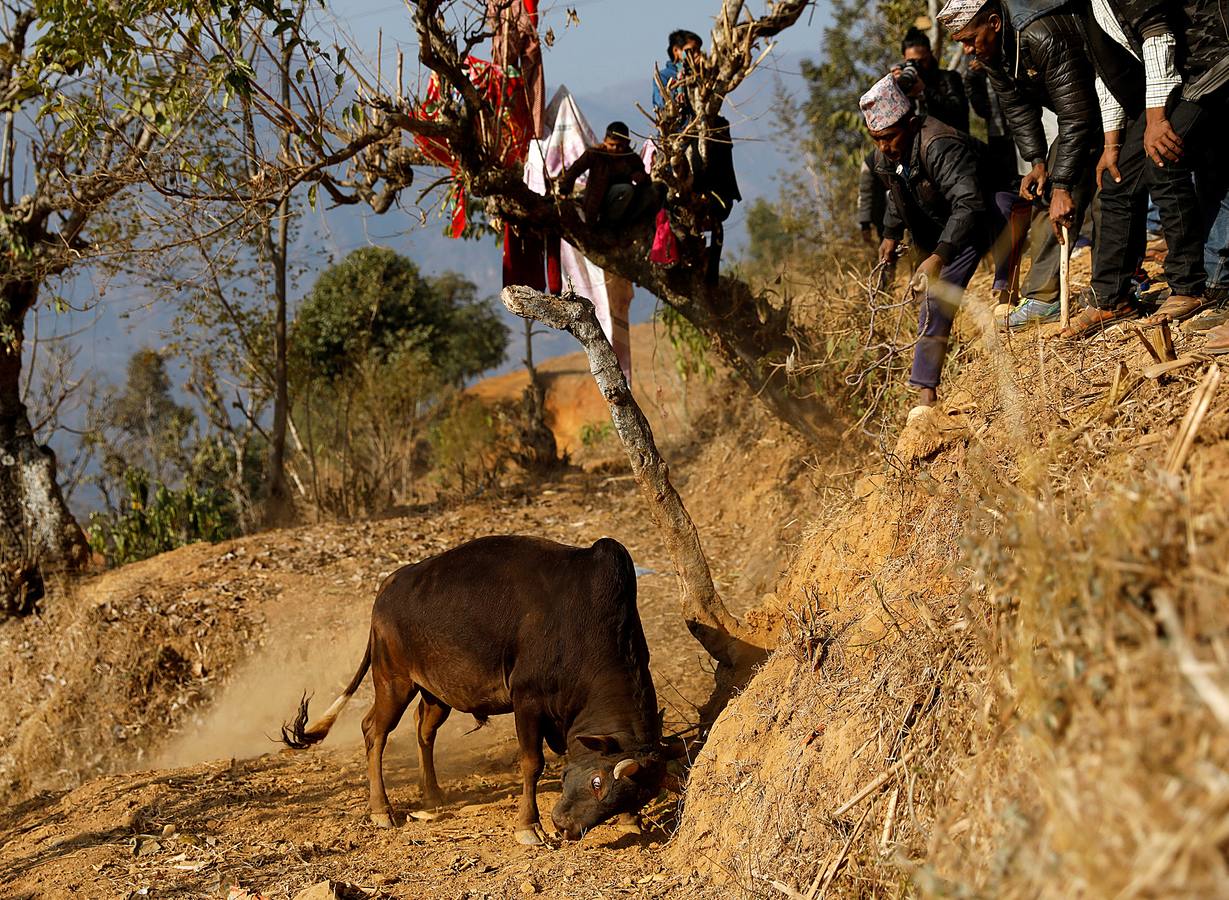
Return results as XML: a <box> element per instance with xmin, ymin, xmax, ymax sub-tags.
<box><xmin>1</xmin><ymin>379</ymin><xmax>820</xmax><ymax>899</ymax></box>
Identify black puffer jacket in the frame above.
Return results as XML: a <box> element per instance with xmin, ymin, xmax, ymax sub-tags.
<box><xmin>1175</xmin><ymin>0</ymin><xmax>1229</xmax><ymax>83</ymax></box>
<box><xmin>982</xmin><ymin>9</ymin><xmax>1101</xmax><ymax>189</ymax></box>
<box><xmin>876</xmin><ymin>117</ymin><xmax>1004</xmax><ymax>263</ymax></box>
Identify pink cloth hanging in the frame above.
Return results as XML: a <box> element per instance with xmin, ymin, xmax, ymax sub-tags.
<box><xmin>650</xmin><ymin>209</ymin><xmax>680</xmax><ymax>267</ymax></box>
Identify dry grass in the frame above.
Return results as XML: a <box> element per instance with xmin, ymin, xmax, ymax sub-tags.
<box><xmin>675</xmin><ymin>255</ymin><xmax>1229</xmax><ymax>897</ymax></box>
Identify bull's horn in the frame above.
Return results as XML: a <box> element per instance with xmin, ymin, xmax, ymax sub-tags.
<box><xmin>613</xmin><ymin>758</ymin><xmax>640</xmax><ymax>780</ymax></box>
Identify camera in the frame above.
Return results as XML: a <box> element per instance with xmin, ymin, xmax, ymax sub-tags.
<box><xmin>895</xmin><ymin>59</ymin><xmax>922</xmax><ymax>95</ymax></box>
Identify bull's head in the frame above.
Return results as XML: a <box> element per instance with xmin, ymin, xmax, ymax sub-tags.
<box><xmin>551</xmin><ymin>734</ymin><xmax>685</xmax><ymax>840</ymax></box>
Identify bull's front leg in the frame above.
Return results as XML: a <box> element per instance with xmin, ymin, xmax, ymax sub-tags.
<box><xmin>512</xmin><ymin>705</ymin><xmax>547</xmax><ymax>846</ymax></box>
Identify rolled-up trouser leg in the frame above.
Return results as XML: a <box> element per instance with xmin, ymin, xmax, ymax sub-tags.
<box><xmin>992</xmin><ymin>191</ymin><xmax>1031</xmax><ymax>291</ymax></box>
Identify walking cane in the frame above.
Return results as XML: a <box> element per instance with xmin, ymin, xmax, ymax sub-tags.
<box><xmin>1059</xmin><ymin>223</ymin><xmax>1071</xmax><ymax>330</ymax></box>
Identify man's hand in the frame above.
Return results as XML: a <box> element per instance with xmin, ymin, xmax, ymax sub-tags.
<box><xmin>1020</xmin><ymin>161</ymin><xmax>1047</xmax><ymax>200</ymax></box>
<box><xmin>878</xmin><ymin>237</ymin><xmax>899</xmax><ymax>265</ymax></box>
<box><xmin>1049</xmin><ymin>187</ymin><xmax>1074</xmax><ymax>239</ymax></box>
<box><xmin>1096</xmin><ymin>144</ymin><xmax>1122</xmax><ymax>189</ymax></box>
<box><xmin>1144</xmin><ymin>107</ymin><xmax>1183</xmax><ymax>166</ymax></box>
<box><xmin>916</xmin><ymin>253</ymin><xmax>944</xmax><ymax>284</ymax></box>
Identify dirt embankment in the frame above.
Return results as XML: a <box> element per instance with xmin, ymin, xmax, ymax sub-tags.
<box><xmin>8</xmin><ymin>257</ymin><xmax>1229</xmax><ymax>899</ymax></box>
<box><xmin>676</xmin><ymin>260</ymin><xmax>1229</xmax><ymax>896</ymax></box>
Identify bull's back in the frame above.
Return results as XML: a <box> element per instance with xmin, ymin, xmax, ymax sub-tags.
<box><xmin>369</xmin><ymin>535</ymin><xmax>636</xmax><ymax>716</ymax></box>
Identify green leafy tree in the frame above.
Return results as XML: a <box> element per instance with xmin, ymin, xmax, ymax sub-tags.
<box><xmin>291</xmin><ymin>247</ymin><xmax>508</xmax><ymax>386</ymax></box>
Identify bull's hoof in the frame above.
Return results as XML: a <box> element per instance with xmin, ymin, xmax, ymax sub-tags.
<box><xmin>371</xmin><ymin>812</ymin><xmax>394</xmax><ymax>829</ymax></box>
<box><xmin>615</xmin><ymin>813</ymin><xmax>642</xmax><ymax>835</ymax></box>
<box><xmin>515</xmin><ymin>825</ymin><xmax>547</xmax><ymax>846</ymax></box>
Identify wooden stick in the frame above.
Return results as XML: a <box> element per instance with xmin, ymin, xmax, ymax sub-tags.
<box><xmin>1154</xmin><ymin>589</ymin><xmax>1229</xmax><ymax>729</ymax></box>
<box><xmin>830</xmin><ymin>743</ymin><xmax>923</xmax><ymax>819</ymax></box>
<box><xmin>1143</xmin><ymin>355</ymin><xmax>1202</xmax><ymax>380</ymax></box>
<box><xmin>879</xmin><ymin>787</ymin><xmax>900</xmax><ymax>853</ymax></box>
<box><xmin>1129</xmin><ymin>324</ymin><xmax>1164</xmax><ymax>364</ymax></box>
<box><xmin>1160</xmin><ymin>320</ymin><xmax>1176</xmax><ymax>361</ymax></box>
<box><xmin>1164</xmin><ymin>363</ymin><xmax>1222</xmax><ymax>474</ymax></box>
<box><xmin>1059</xmin><ymin>223</ymin><xmax>1071</xmax><ymax>330</ymax></box>
<box><xmin>813</xmin><ymin>804</ymin><xmax>873</xmax><ymax>899</ymax></box>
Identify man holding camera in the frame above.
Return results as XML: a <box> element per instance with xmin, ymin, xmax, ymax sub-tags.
<box><xmin>941</xmin><ymin>0</ymin><xmax>1101</xmax><ymax>326</ymax></box>
<box><xmin>898</xmin><ymin>26</ymin><xmax>971</xmax><ymax>132</ymax></box>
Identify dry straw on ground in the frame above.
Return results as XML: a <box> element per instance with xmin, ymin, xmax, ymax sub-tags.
<box><xmin>676</xmin><ymin>255</ymin><xmax>1229</xmax><ymax>897</ymax></box>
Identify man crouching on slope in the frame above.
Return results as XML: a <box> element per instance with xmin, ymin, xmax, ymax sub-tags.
<box><xmin>862</xmin><ymin>73</ymin><xmax>1020</xmax><ymax>416</ymax></box>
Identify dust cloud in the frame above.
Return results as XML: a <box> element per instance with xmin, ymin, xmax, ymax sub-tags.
<box><xmin>152</xmin><ymin>617</ymin><xmax>518</xmax><ymax>774</ymax></box>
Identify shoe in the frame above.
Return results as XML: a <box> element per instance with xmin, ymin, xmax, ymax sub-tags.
<box><xmin>1056</xmin><ymin>301</ymin><xmax>1136</xmax><ymax>339</ymax></box>
<box><xmin>1206</xmin><ymin>321</ymin><xmax>1229</xmax><ymax>355</ymax></box>
<box><xmin>1004</xmin><ymin>298</ymin><xmax>1061</xmax><ymax>328</ymax></box>
<box><xmin>1138</xmin><ymin>293</ymin><xmax>1209</xmax><ymax>326</ymax></box>
<box><xmin>1207</xmin><ymin>285</ymin><xmax>1229</xmax><ymax>307</ymax></box>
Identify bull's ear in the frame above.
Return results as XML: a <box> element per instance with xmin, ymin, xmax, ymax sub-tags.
<box><xmin>576</xmin><ymin>734</ymin><xmax>622</xmax><ymax>754</ymax></box>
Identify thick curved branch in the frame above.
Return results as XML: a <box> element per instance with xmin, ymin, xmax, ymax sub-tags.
<box><xmin>501</xmin><ymin>285</ymin><xmax>766</xmax><ymax>672</ymax></box>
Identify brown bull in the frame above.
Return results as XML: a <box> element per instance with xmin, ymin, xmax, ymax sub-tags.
<box><xmin>281</xmin><ymin>535</ymin><xmax>677</xmax><ymax>845</ymax></box>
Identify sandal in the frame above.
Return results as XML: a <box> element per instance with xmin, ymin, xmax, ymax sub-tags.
<box><xmin>1057</xmin><ymin>302</ymin><xmax>1135</xmax><ymax>340</ymax></box>
<box><xmin>1205</xmin><ymin>322</ymin><xmax>1229</xmax><ymax>356</ymax></box>
<box><xmin>1139</xmin><ymin>293</ymin><xmax>1208</xmax><ymax>326</ymax></box>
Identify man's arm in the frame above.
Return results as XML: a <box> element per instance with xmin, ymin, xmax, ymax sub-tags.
<box><xmin>965</xmin><ymin>68</ymin><xmax>994</xmax><ymax>122</ymax></box>
<box><xmin>1032</xmin><ymin>20</ymin><xmax>1099</xmax><ymax>190</ymax></box>
<box><xmin>857</xmin><ymin>157</ymin><xmax>876</xmax><ymax>228</ymax></box>
<box><xmin>986</xmin><ymin>66</ymin><xmax>1049</xmax><ymax>167</ymax></box>
<box><xmin>557</xmin><ymin>150</ymin><xmax>592</xmax><ymax>195</ymax></box>
<box><xmin>1138</xmin><ymin>19</ymin><xmax>1184</xmax><ymax>163</ymax></box>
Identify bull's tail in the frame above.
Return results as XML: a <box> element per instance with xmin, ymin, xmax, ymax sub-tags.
<box><xmin>280</xmin><ymin>637</ymin><xmax>372</xmax><ymax>750</ymax></box>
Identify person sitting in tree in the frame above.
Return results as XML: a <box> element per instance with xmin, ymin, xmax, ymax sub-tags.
<box><xmin>557</xmin><ymin>122</ymin><xmax>655</xmax><ymax>227</ymax></box>
<box><xmin>652</xmin><ymin>29</ymin><xmax>703</xmax><ymax>119</ymax></box>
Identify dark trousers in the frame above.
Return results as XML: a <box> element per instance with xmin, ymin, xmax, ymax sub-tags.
<box><xmin>911</xmin><ymin>192</ymin><xmax>1014</xmax><ymax>389</ymax></box>
<box><xmin>1184</xmin><ymin>88</ymin><xmax>1229</xmax><ymax>289</ymax></box>
<box><xmin>1021</xmin><ymin>142</ymin><xmax>1098</xmax><ymax>302</ymax></box>
<box><xmin>1089</xmin><ymin>107</ymin><xmax>1205</xmax><ymax>308</ymax></box>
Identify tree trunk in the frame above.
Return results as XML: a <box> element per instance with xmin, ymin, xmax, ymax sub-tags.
<box><xmin>0</xmin><ymin>283</ymin><xmax>89</xmax><ymax>614</ymax></box>
<box><xmin>502</xmin><ymin>285</ymin><xmax>769</xmax><ymax>727</ymax></box>
<box><xmin>517</xmin><ymin>319</ymin><xmax>558</xmax><ymax>469</ymax></box>
<box><xmin>262</xmin><ymin>38</ymin><xmax>296</xmax><ymax>529</ymax></box>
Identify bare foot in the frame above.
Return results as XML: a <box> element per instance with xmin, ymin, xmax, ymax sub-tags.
<box><xmin>917</xmin><ymin>387</ymin><xmax>938</xmax><ymax>407</ymax></box>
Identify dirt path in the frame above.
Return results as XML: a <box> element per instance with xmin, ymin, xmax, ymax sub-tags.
<box><xmin>1</xmin><ymin>455</ymin><xmax>800</xmax><ymax>899</ymax></box>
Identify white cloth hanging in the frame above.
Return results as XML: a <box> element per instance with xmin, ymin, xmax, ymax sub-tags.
<box><xmin>524</xmin><ymin>86</ymin><xmax>635</xmax><ymax>384</ymax></box>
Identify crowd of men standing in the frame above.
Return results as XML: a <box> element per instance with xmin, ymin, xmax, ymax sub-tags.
<box><xmin>855</xmin><ymin>0</ymin><xmax>1229</xmax><ymax>413</ymax></box>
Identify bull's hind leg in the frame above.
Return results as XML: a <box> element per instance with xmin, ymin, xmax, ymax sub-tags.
<box><xmin>415</xmin><ymin>693</ymin><xmax>451</xmax><ymax>807</ymax></box>
<box><xmin>362</xmin><ymin>673</ymin><xmax>417</xmax><ymax>828</ymax></box>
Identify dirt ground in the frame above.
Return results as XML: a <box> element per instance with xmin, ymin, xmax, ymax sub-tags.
<box><xmin>0</xmin><ymin>358</ymin><xmax>818</xmax><ymax>899</ymax></box>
